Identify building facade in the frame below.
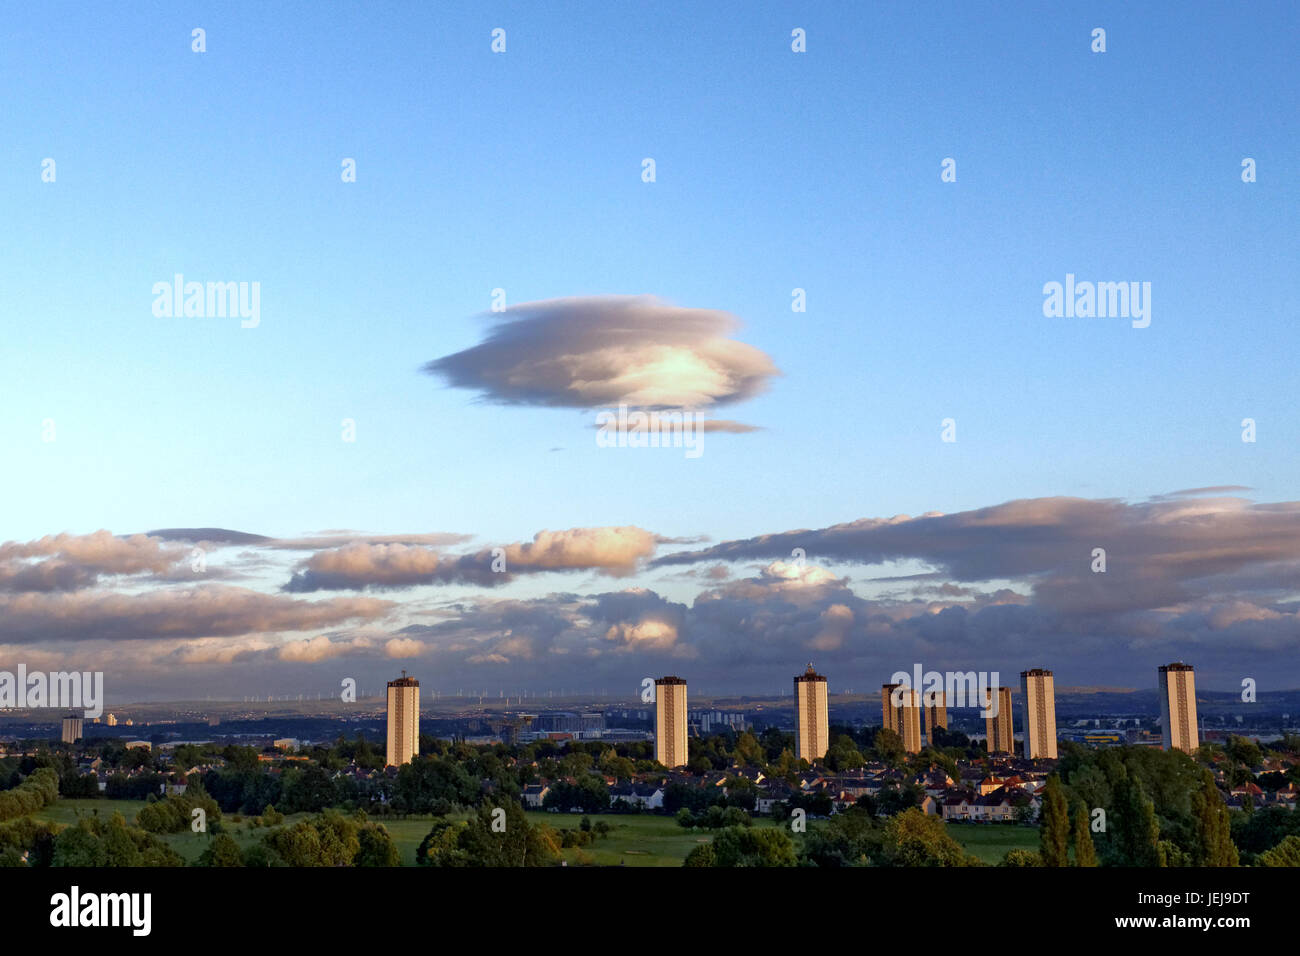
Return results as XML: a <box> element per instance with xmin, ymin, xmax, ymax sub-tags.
<box><xmin>386</xmin><ymin>673</ymin><xmax>420</xmax><ymax>767</ymax></box>
<box><xmin>654</xmin><ymin>676</ymin><xmax>688</xmax><ymax>768</ymax></box>
<box><xmin>1159</xmin><ymin>662</ymin><xmax>1199</xmax><ymax>753</ymax></box>
<box><xmin>985</xmin><ymin>684</ymin><xmax>1014</xmax><ymax>753</ymax></box>
<box><xmin>898</xmin><ymin>687</ymin><xmax>923</xmax><ymax>754</ymax></box>
<box><xmin>60</xmin><ymin>715</ymin><xmax>83</xmax><ymax>744</ymax></box>
<box><xmin>795</xmin><ymin>665</ymin><xmax>829</xmax><ymax>762</ymax></box>
<box><xmin>1019</xmin><ymin>669</ymin><xmax>1058</xmax><ymax>759</ymax></box>
<box><xmin>881</xmin><ymin>683</ymin><xmax>923</xmax><ymax>753</ymax></box>
<box><xmin>923</xmin><ymin>690</ymin><xmax>947</xmax><ymax>745</ymax></box>
<box><xmin>881</xmin><ymin>684</ymin><xmax>901</xmax><ymax>735</ymax></box>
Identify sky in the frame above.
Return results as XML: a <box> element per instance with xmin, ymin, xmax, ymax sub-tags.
<box><xmin>3</xmin><ymin>3</ymin><xmax>1298</xmax><ymax>703</ymax></box>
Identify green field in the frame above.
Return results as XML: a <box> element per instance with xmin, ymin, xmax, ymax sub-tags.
<box><xmin>31</xmin><ymin>799</ymin><xmax>1038</xmax><ymax>865</ymax></box>
<box><xmin>943</xmin><ymin>821</ymin><xmax>1040</xmax><ymax>863</ymax></box>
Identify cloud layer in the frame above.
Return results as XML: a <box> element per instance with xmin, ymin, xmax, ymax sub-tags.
<box><xmin>5</xmin><ymin>492</ymin><xmax>1300</xmax><ymax>699</ymax></box>
<box><xmin>283</xmin><ymin>526</ymin><xmax>658</xmax><ymax>592</ymax></box>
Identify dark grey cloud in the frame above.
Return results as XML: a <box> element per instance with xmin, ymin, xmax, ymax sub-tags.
<box><xmin>652</xmin><ymin>494</ymin><xmax>1300</xmax><ymax>616</ymax></box>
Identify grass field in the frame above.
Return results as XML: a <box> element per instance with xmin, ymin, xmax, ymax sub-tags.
<box><xmin>525</xmin><ymin>811</ymin><xmax>783</xmax><ymax>867</ymax></box>
<box><xmin>944</xmin><ymin>821</ymin><xmax>1040</xmax><ymax>863</ymax></box>
<box><xmin>31</xmin><ymin>799</ymin><xmax>1038</xmax><ymax>865</ymax></box>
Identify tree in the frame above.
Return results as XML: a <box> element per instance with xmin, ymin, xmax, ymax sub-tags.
<box><xmin>1111</xmin><ymin>777</ymin><xmax>1163</xmax><ymax>867</ymax></box>
<box><xmin>880</xmin><ymin>808</ymin><xmax>980</xmax><ymax>867</ymax></box>
<box><xmin>1065</xmin><ymin>764</ymin><xmax>1111</xmax><ymax>815</ymax></box>
<box><xmin>0</xmin><ymin>817</ymin><xmax>57</xmax><ymax>867</ymax></box>
<box><xmin>51</xmin><ymin>815</ymin><xmax>182</xmax><ymax>867</ymax></box>
<box><xmin>874</xmin><ymin>728</ymin><xmax>905</xmax><ymax>766</ymax></box>
<box><xmin>1190</xmin><ymin>774</ymin><xmax>1238</xmax><ymax>866</ymax></box>
<box><xmin>51</xmin><ymin>820</ymin><xmax>107</xmax><ymax>867</ymax></box>
<box><xmin>261</xmin><ymin>811</ymin><xmax>360</xmax><ymax>867</ymax></box>
<box><xmin>733</xmin><ymin>732</ymin><xmax>764</xmax><ymax>766</ymax></box>
<box><xmin>136</xmin><ymin>787</ymin><xmax>221</xmax><ymax>834</ymax></box>
<box><xmin>709</xmin><ymin>826</ymin><xmax>797</xmax><ymax>867</ymax></box>
<box><xmin>1072</xmin><ymin>807</ymin><xmax>1097</xmax><ymax>867</ymax></box>
<box><xmin>416</xmin><ymin>821</ymin><xmax>466</xmax><ymax>867</ymax></box>
<box><xmin>198</xmin><ymin>833</ymin><xmax>245</xmax><ymax>867</ymax></box>
<box><xmin>0</xmin><ymin>768</ymin><xmax>59</xmax><ymax>822</ymax></box>
<box><xmin>281</xmin><ymin>764</ymin><xmax>337</xmax><ymax>814</ymax></box>
<box><xmin>1039</xmin><ymin>775</ymin><xmax>1069</xmax><ymax>866</ymax></box>
<box><xmin>683</xmin><ymin>843</ymin><xmax>716</xmax><ymax>867</ymax></box>
<box><xmin>799</xmin><ymin>806</ymin><xmax>881</xmax><ymax>867</ymax></box>
<box><xmin>999</xmin><ymin>849</ymin><xmax>1043</xmax><ymax>866</ymax></box>
<box><xmin>1256</xmin><ymin>835</ymin><xmax>1300</xmax><ymax>867</ymax></box>
<box><xmin>1230</xmin><ymin>805</ymin><xmax>1300</xmax><ymax>860</ymax></box>
<box><xmin>1226</xmin><ymin>736</ymin><xmax>1263</xmax><ymax>770</ymax></box>
<box><xmin>875</xmin><ymin>783</ymin><xmax>923</xmax><ymax>817</ymax></box>
<box><xmin>355</xmin><ymin>823</ymin><xmax>401</xmax><ymax>866</ymax></box>
<box><xmin>825</xmin><ymin>735</ymin><xmax>866</xmax><ymax>772</ymax></box>
<box><xmin>437</xmin><ymin>802</ymin><xmax>559</xmax><ymax>867</ymax></box>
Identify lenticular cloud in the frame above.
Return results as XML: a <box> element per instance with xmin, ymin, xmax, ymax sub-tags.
<box><xmin>424</xmin><ymin>295</ymin><xmax>779</xmax><ymax>411</ymax></box>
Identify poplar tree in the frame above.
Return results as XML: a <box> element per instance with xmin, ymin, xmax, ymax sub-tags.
<box><xmin>1192</xmin><ymin>773</ymin><xmax>1239</xmax><ymax>866</ymax></box>
<box><xmin>1039</xmin><ymin>774</ymin><xmax>1070</xmax><ymax>866</ymax></box>
<box><xmin>1073</xmin><ymin>806</ymin><xmax>1098</xmax><ymax>867</ymax></box>
<box><xmin>1112</xmin><ymin>776</ymin><xmax>1163</xmax><ymax>867</ymax></box>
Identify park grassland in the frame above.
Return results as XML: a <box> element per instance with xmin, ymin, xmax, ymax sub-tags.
<box><xmin>32</xmin><ymin>799</ymin><xmax>1039</xmax><ymax>866</ymax></box>
<box><xmin>942</xmin><ymin>821</ymin><xmax>1040</xmax><ymax>864</ymax></box>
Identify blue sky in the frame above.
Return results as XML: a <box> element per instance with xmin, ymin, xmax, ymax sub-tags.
<box><xmin>3</xmin><ymin>3</ymin><xmax>1298</xmax><ymax>698</ymax></box>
